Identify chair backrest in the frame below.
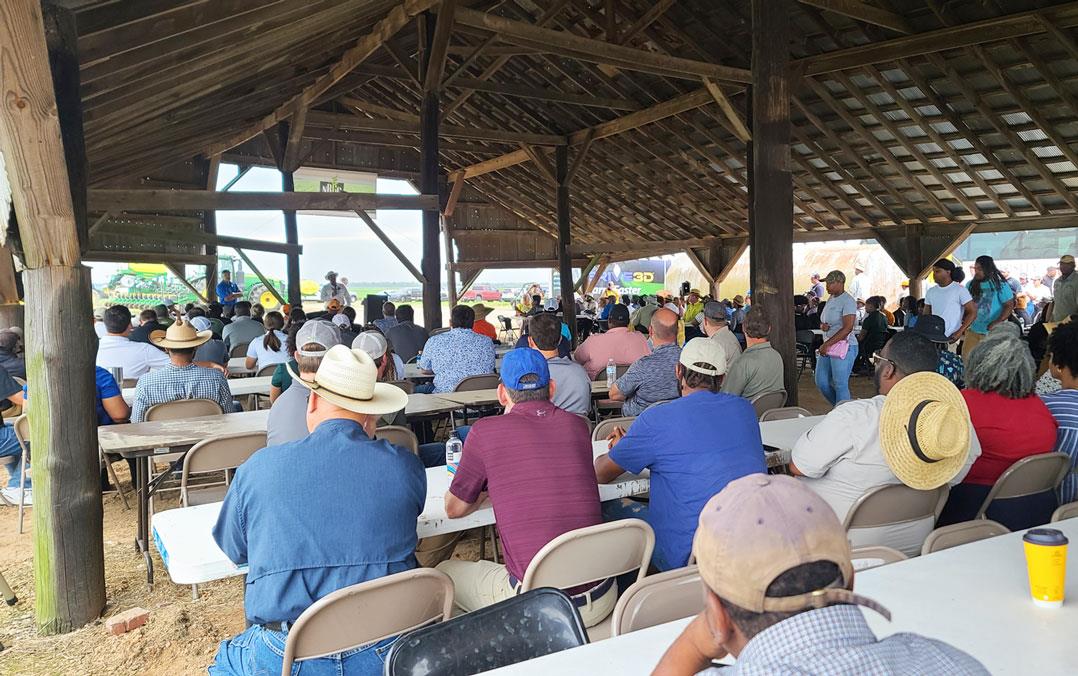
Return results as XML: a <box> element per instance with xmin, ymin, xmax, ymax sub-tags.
<box><xmin>976</xmin><ymin>453</ymin><xmax>1071</xmax><ymax>518</ymax></box>
<box><xmin>12</xmin><ymin>415</ymin><xmax>28</xmax><ymax>453</ymax></box>
<box><xmin>384</xmin><ymin>588</ymin><xmax>587</xmax><ymax>676</ymax></box>
<box><xmin>144</xmin><ymin>398</ymin><xmax>224</xmax><ymax>422</ymax></box>
<box><xmin>850</xmin><ymin>545</ymin><xmax>908</xmax><ymax>570</ymax></box>
<box><xmin>180</xmin><ymin>431</ymin><xmax>267</xmax><ymax>507</ymax></box>
<box><xmin>748</xmin><ymin>390</ymin><xmax>788</xmax><ymax>419</ymax></box>
<box><xmin>1052</xmin><ymin>501</ymin><xmax>1078</xmax><ymax>523</ymax></box>
<box><xmin>229</xmin><ymin>342</ymin><xmax>249</xmax><ymax>358</ymax></box>
<box><xmin>385</xmin><ymin>379</ymin><xmax>415</xmax><ymax>395</ymax></box>
<box><xmin>282</xmin><ymin>568</ymin><xmax>453</xmax><ymax>675</ymax></box>
<box><xmin>574</xmin><ymin>413</ymin><xmax>595</xmax><ymax>433</ymax></box>
<box><xmin>610</xmin><ymin>565</ymin><xmax>703</xmax><ymax>637</ymax></box>
<box><xmin>921</xmin><ymin>519</ymin><xmax>1009</xmax><ymax>555</ymax></box>
<box><xmin>121</xmin><ymin>378</ymin><xmax>139</xmax><ymax>389</ymax></box>
<box><xmin>843</xmin><ymin>483</ymin><xmax>949</xmax><ymax>530</ymax></box>
<box><xmin>454</xmin><ymin>374</ymin><xmax>500</xmax><ymax>392</ymax></box>
<box><xmin>256</xmin><ymin>364</ymin><xmax>278</xmax><ymax>377</ymax></box>
<box><xmin>521</xmin><ymin>519</ymin><xmax>654</xmax><ymax>592</ymax></box>
<box><xmin>500</xmin><ymin>316</ymin><xmax>513</xmax><ymax>330</ymax></box>
<box><xmin>592</xmin><ymin>416</ymin><xmax>636</xmax><ymax>442</ymax></box>
<box><xmin>795</xmin><ymin>329</ymin><xmax>816</xmax><ymax>346</ymax></box>
<box><xmin>375</xmin><ymin>426</ymin><xmax>419</xmax><ymax>456</ymax></box>
<box><xmin>758</xmin><ymin>406</ymin><xmax>812</xmax><ymax>422</ymax></box>
<box><xmin>592</xmin><ymin>364</ymin><xmax>631</xmax><ymax>382</ymax></box>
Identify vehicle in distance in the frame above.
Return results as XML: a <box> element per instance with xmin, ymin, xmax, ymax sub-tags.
<box><xmin>461</xmin><ymin>284</ymin><xmax>502</xmax><ymax>301</ymax></box>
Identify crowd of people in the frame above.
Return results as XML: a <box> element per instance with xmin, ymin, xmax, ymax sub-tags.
<box><xmin>3</xmin><ymin>253</ymin><xmax>1075</xmax><ymax>674</ymax></box>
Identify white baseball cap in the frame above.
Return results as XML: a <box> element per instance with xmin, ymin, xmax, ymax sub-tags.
<box><xmin>679</xmin><ymin>337</ymin><xmax>727</xmax><ymax>376</ymax></box>
<box><xmin>352</xmin><ymin>331</ymin><xmax>388</xmax><ymax>359</ymax></box>
<box><xmin>296</xmin><ymin>320</ymin><xmax>340</xmax><ymax>357</ymax></box>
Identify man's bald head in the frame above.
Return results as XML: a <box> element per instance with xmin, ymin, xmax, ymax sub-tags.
<box><xmin>650</xmin><ymin>308</ymin><xmax>678</xmax><ymax>344</ymax></box>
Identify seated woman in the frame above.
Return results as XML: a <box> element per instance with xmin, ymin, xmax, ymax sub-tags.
<box><xmin>939</xmin><ymin>325</ymin><xmax>1059</xmax><ymax>529</ymax></box>
<box><xmin>1042</xmin><ymin>320</ymin><xmax>1078</xmax><ymax>505</ymax></box>
<box><xmin>245</xmin><ymin>311</ymin><xmax>289</xmax><ymax>372</ymax></box>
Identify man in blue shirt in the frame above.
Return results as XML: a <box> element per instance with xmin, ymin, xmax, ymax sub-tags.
<box><xmin>215</xmin><ymin>269</ymin><xmax>242</xmax><ymax>316</ymax></box>
<box><xmin>595</xmin><ymin>337</ymin><xmax>766</xmax><ymax>571</ymax></box>
<box><xmin>417</xmin><ymin>304</ymin><xmax>495</xmax><ymax>393</ymax></box>
<box><xmin>609</xmin><ymin>308</ymin><xmax>681</xmax><ymax>415</ymax></box>
<box><xmin>210</xmin><ymin>345</ymin><xmax>422</xmax><ymax>675</ymax></box>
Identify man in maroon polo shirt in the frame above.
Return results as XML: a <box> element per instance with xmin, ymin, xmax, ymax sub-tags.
<box><xmin>437</xmin><ymin>348</ymin><xmax>616</xmax><ymax>627</ymax></box>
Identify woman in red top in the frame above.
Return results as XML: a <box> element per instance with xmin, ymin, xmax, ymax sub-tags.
<box><xmin>939</xmin><ymin>326</ymin><xmax>1058</xmax><ymax>529</ymax></box>
<box><xmin>471</xmin><ymin>304</ymin><xmax>499</xmax><ymax>342</ymax></box>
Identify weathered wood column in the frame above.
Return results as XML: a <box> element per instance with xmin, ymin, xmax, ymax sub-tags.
<box><xmin>905</xmin><ymin>224</ymin><xmax>924</xmax><ymax>299</ymax></box>
<box><xmin>281</xmin><ymin>170</ymin><xmax>302</xmax><ymax>307</ymax></box>
<box><xmin>555</xmin><ymin>145</ymin><xmax>577</xmax><ymax>344</ymax></box>
<box><xmin>0</xmin><ymin>0</ymin><xmax>105</xmax><ymax>633</ymax></box>
<box><xmin>203</xmin><ymin>156</ymin><xmax>220</xmax><ymax>301</ymax></box>
<box><xmin>749</xmin><ymin>0</ymin><xmax>797</xmax><ymax>404</ymax></box>
<box><xmin>419</xmin><ymin>12</ymin><xmax>443</xmax><ymax>329</ymax></box>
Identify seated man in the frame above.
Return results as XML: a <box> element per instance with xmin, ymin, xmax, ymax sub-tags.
<box><xmin>211</xmin><ymin>345</ymin><xmax>422</xmax><ymax>674</ymax></box>
<box><xmin>96</xmin><ymin>366</ymin><xmax>132</xmax><ymax>492</ymax></box>
<box><xmin>221</xmin><ymin>301</ymin><xmax>266</xmax><ymax>353</ymax></box>
<box><xmin>789</xmin><ymin>331</ymin><xmax>981</xmax><ymax>556</ymax></box>
<box><xmin>131</xmin><ymin>320</ymin><xmax>235</xmax><ymax>422</ymax></box>
<box><xmin>96</xmin><ymin>305</ymin><xmax>170</xmax><ymax>380</ymax></box>
<box><xmin>384</xmin><ymin>304</ymin><xmax>428</xmax><ymax>363</ymax></box>
<box><xmin>700</xmin><ymin>301</ymin><xmax>742</xmax><ymax>371</ymax></box>
<box><xmin>417</xmin><ymin>304</ymin><xmax>495</xmax><ymax>393</ymax></box>
<box><xmin>190</xmin><ymin>316</ymin><xmax>228</xmax><ymax>366</ymax></box>
<box><xmin>373</xmin><ymin>301</ymin><xmax>398</xmax><ymax>334</ymax></box>
<box><xmin>267</xmin><ymin>321</ymin><xmax>339</xmax><ymax>446</ymax></box>
<box><xmin>573</xmin><ymin>304</ymin><xmax>650</xmax><ymax>379</ymax></box>
<box><xmin>608</xmin><ymin>308</ymin><xmax>681</xmax><ymax>416</ymax></box>
<box><xmin>128</xmin><ymin>308</ymin><xmax>165</xmax><ymax>345</ymax></box>
<box><xmin>721</xmin><ymin>308</ymin><xmax>784</xmax><ymax>400</ymax></box>
<box><xmin>438</xmin><ymin>349</ymin><xmax>615</xmax><ymax>627</ymax></box>
<box><xmin>528</xmin><ymin>313</ymin><xmax>592</xmax><ymax>416</ymax></box>
<box><xmin>654</xmin><ymin>475</ymin><xmax>988</xmax><ymax>675</ymax></box>
<box><xmin>908</xmin><ymin>314</ymin><xmax>965</xmax><ymax>387</ymax></box>
<box><xmin>596</xmin><ymin>338</ymin><xmax>766</xmax><ymax>571</ymax></box>
<box><xmin>0</xmin><ymin>367</ymin><xmax>27</xmax><ymax>506</ymax></box>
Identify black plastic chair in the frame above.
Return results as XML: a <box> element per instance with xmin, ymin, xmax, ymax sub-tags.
<box><xmin>384</xmin><ymin>588</ymin><xmax>588</xmax><ymax>675</ymax></box>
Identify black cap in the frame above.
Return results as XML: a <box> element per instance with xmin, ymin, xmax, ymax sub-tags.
<box><xmin>908</xmin><ymin>314</ymin><xmax>949</xmax><ymax>343</ymax></box>
<box><xmin>608</xmin><ymin>304</ymin><xmax>630</xmax><ymax>323</ymax></box>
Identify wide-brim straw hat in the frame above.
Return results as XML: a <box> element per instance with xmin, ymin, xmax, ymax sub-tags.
<box><xmin>472</xmin><ymin>303</ymin><xmax>492</xmax><ymax>318</ymax></box>
<box><xmin>288</xmin><ymin>344</ymin><xmax>407</xmax><ymax>415</ymax></box>
<box><xmin>879</xmin><ymin>372</ymin><xmax>972</xmax><ymax>490</ymax></box>
<box><xmin>150</xmin><ymin>318</ymin><xmax>212</xmax><ymax>349</ymax></box>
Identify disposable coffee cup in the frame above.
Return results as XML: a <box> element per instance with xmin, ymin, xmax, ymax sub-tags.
<box><xmin>1023</xmin><ymin>528</ymin><xmax>1068</xmax><ymax>608</ymax></box>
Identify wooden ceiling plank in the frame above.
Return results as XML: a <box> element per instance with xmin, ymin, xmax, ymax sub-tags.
<box><xmin>797</xmin><ymin>0</ymin><xmax>912</xmax><ymax>34</ymax></box>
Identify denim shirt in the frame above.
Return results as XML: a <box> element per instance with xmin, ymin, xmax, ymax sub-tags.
<box><xmin>213</xmin><ymin>418</ymin><xmax>426</xmax><ymax>624</ymax></box>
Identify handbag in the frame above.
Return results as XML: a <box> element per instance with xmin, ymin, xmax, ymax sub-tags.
<box><xmin>823</xmin><ymin>335</ymin><xmax>851</xmax><ymax>359</ymax></box>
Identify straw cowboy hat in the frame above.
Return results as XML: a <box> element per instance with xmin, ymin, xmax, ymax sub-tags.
<box><xmin>879</xmin><ymin>372</ymin><xmax>972</xmax><ymax>490</ymax></box>
<box><xmin>289</xmin><ymin>344</ymin><xmax>407</xmax><ymax>415</ymax></box>
<box><xmin>472</xmin><ymin>303</ymin><xmax>493</xmax><ymax>319</ymax></box>
<box><xmin>150</xmin><ymin>318</ymin><xmax>212</xmax><ymax>350</ymax></box>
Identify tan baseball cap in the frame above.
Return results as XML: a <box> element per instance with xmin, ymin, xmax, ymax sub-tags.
<box><xmin>679</xmin><ymin>337</ymin><xmax>727</xmax><ymax>376</ymax></box>
<box><xmin>1060</xmin><ymin>254</ymin><xmax>1075</xmax><ymax>265</ymax></box>
<box><xmin>692</xmin><ymin>474</ymin><xmax>891</xmax><ymax>619</ymax></box>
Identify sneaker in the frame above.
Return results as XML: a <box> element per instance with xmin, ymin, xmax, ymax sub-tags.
<box><xmin>0</xmin><ymin>488</ymin><xmax>31</xmax><ymax>506</ymax></box>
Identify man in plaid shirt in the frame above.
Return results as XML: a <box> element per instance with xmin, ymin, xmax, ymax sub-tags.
<box><xmin>132</xmin><ymin>319</ymin><xmax>235</xmax><ymax>422</ymax></box>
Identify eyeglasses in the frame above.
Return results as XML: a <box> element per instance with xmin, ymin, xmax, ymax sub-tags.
<box><xmin>869</xmin><ymin>352</ymin><xmax>897</xmax><ymax>369</ymax></box>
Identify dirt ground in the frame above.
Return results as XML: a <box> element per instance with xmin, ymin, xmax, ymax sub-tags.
<box><xmin>0</xmin><ymin>373</ymin><xmax>875</xmax><ymax>675</ymax></box>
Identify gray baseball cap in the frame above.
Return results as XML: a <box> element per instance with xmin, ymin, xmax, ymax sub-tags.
<box><xmin>703</xmin><ymin>301</ymin><xmax>728</xmax><ymax>322</ymax></box>
<box><xmin>296</xmin><ymin>320</ymin><xmax>340</xmax><ymax>357</ymax></box>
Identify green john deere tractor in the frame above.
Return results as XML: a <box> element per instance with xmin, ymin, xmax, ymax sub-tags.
<box><xmin>95</xmin><ymin>257</ymin><xmax>288</xmax><ymax>310</ymax></box>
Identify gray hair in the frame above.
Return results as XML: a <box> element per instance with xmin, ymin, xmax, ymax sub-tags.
<box><xmin>965</xmin><ymin>330</ymin><xmax>1035</xmax><ymax>398</ymax></box>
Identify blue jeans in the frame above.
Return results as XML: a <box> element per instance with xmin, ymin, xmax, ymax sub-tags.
<box><xmin>414</xmin><ymin>383</ymin><xmax>435</xmax><ymax>394</ymax></box>
<box><xmin>209</xmin><ymin>625</ymin><xmax>395</xmax><ymax>676</ymax></box>
<box><xmin>0</xmin><ymin>424</ymin><xmax>27</xmax><ymax>489</ymax></box>
<box><xmin>815</xmin><ymin>340</ymin><xmax>858</xmax><ymax>406</ymax></box>
<box><xmin>600</xmin><ymin>498</ymin><xmax>678</xmax><ymax>571</ymax></box>
<box><xmin>417</xmin><ymin>425</ymin><xmax>472</xmax><ymax>468</ymax></box>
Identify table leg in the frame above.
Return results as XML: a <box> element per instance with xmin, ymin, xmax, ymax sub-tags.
<box><xmin>134</xmin><ymin>456</ymin><xmax>154</xmax><ymax>585</ymax></box>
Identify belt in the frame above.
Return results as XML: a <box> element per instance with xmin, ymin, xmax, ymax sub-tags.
<box><xmin>510</xmin><ymin>576</ymin><xmax>616</xmax><ymax>609</ymax></box>
<box><xmin>259</xmin><ymin>621</ymin><xmax>289</xmax><ymax>633</ymax></box>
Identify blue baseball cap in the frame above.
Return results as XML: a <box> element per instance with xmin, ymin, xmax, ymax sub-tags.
<box><xmin>499</xmin><ymin>348</ymin><xmax>550</xmax><ymax>391</ymax></box>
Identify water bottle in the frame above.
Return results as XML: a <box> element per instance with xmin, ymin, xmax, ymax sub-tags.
<box><xmin>606</xmin><ymin>358</ymin><xmax>617</xmax><ymax>388</ymax></box>
<box><xmin>446</xmin><ymin>432</ymin><xmax>463</xmax><ymax>478</ymax></box>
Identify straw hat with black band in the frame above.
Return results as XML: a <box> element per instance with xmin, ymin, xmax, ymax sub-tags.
<box><xmin>150</xmin><ymin>317</ymin><xmax>212</xmax><ymax>350</ymax></box>
<box><xmin>288</xmin><ymin>344</ymin><xmax>407</xmax><ymax>415</ymax></box>
<box><xmin>879</xmin><ymin>372</ymin><xmax>972</xmax><ymax>489</ymax></box>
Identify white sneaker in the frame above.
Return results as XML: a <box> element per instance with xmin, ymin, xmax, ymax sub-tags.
<box><xmin>1</xmin><ymin>488</ymin><xmax>30</xmax><ymax>506</ymax></box>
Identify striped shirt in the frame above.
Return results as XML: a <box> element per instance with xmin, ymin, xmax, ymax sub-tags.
<box><xmin>614</xmin><ymin>342</ymin><xmax>681</xmax><ymax>416</ymax></box>
<box><xmin>716</xmin><ymin>604</ymin><xmax>988</xmax><ymax>675</ymax></box>
<box><xmin>1042</xmin><ymin>389</ymin><xmax>1078</xmax><ymax>503</ymax></box>
<box><xmin>131</xmin><ymin>363</ymin><xmax>234</xmax><ymax>423</ymax></box>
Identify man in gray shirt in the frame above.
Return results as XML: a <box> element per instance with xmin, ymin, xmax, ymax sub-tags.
<box><xmin>722</xmin><ymin>308</ymin><xmax>785</xmax><ymax>400</ymax></box>
<box><xmin>610</xmin><ymin>309</ymin><xmax>681</xmax><ymax>416</ymax></box>
<box><xmin>384</xmin><ymin>304</ymin><xmax>429</xmax><ymax>363</ymax></box>
<box><xmin>221</xmin><ymin>301</ymin><xmax>265</xmax><ymax>352</ymax></box>
<box><xmin>266</xmin><ymin>321</ymin><xmax>339</xmax><ymax>446</ymax></box>
<box><xmin>527</xmin><ymin>313</ymin><xmax>591</xmax><ymax>416</ymax></box>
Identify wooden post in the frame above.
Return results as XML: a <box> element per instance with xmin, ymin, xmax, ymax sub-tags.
<box><xmin>203</xmin><ymin>155</ymin><xmax>220</xmax><ymax>302</ymax></box>
<box><xmin>905</xmin><ymin>224</ymin><xmax>924</xmax><ymax>299</ymax></box>
<box><xmin>750</xmin><ymin>0</ymin><xmax>797</xmax><ymax>405</ymax></box>
<box><xmin>281</xmin><ymin>168</ymin><xmax>302</xmax><ymax>307</ymax></box>
<box><xmin>443</xmin><ymin>216</ymin><xmax>458</xmax><ymax>308</ymax></box>
<box><xmin>0</xmin><ymin>0</ymin><xmax>104</xmax><ymax>633</ymax></box>
<box><xmin>555</xmin><ymin>145</ymin><xmax>577</xmax><ymax>345</ymax></box>
<box><xmin>420</xmin><ymin>13</ymin><xmax>443</xmax><ymax>329</ymax></box>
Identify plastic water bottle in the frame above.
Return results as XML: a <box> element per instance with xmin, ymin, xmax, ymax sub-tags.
<box><xmin>606</xmin><ymin>358</ymin><xmax>617</xmax><ymax>388</ymax></box>
<box><xmin>446</xmin><ymin>432</ymin><xmax>463</xmax><ymax>477</ymax></box>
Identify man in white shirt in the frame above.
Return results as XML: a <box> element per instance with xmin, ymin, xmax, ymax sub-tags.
<box><xmin>319</xmin><ymin>271</ymin><xmax>351</xmax><ymax>307</ymax></box>
<box><xmin>788</xmin><ymin>332</ymin><xmax>980</xmax><ymax>556</ymax></box>
<box><xmin>700</xmin><ymin>301</ymin><xmax>741</xmax><ymax>370</ymax></box>
<box><xmin>847</xmin><ymin>263</ymin><xmax>870</xmax><ymax>303</ymax></box>
<box><xmin>95</xmin><ymin>305</ymin><xmax>169</xmax><ymax>380</ymax></box>
<box><xmin>924</xmin><ymin>259</ymin><xmax>976</xmax><ymax>349</ymax></box>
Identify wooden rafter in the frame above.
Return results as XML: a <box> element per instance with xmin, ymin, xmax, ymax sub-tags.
<box><xmin>797</xmin><ymin>0</ymin><xmax>912</xmax><ymax>34</ymax></box>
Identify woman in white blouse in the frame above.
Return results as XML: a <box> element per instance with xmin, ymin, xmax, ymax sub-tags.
<box><xmin>245</xmin><ymin>311</ymin><xmax>289</xmax><ymax>372</ymax></box>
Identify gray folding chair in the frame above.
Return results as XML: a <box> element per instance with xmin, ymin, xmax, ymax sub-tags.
<box><xmin>144</xmin><ymin>399</ymin><xmax>225</xmax><ymax>510</ymax></box>
<box><xmin>975</xmin><ymin>453</ymin><xmax>1071</xmax><ymax>520</ymax></box>
<box><xmin>180</xmin><ymin>431</ymin><xmax>267</xmax><ymax>507</ymax></box>
<box><xmin>748</xmin><ymin>390</ymin><xmax>788</xmax><ymax>420</ymax></box>
<box><xmin>385</xmin><ymin>380</ymin><xmax>415</xmax><ymax>395</ymax></box>
<box><xmin>281</xmin><ymin>568</ymin><xmax>454</xmax><ymax>676</ymax></box>
<box><xmin>610</xmin><ymin>565</ymin><xmax>702</xmax><ymax>637</ymax></box>
<box><xmin>454</xmin><ymin>374</ymin><xmax>501</xmax><ymax>424</ymax></box>
<box><xmin>1052</xmin><ymin>501</ymin><xmax>1078</xmax><ymax>523</ymax></box>
<box><xmin>12</xmin><ymin>415</ymin><xmax>29</xmax><ymax>534</ymax></box>
<box><xmin>759</xmin><ymin>406</ymin><xmax>813</xmax><ymax>422</ymax></box>
<box><xmin>850</xmin><ymin>545</ymin><xmax>908</xmax><ymax>570</ymax></box>
<box><xmin>844</xmin><ymin>483</ymin><xmax>950</xmax><ymax>556</ymax></box>
<box><xmin>375</xmin><ymin>426</ymin><xmax>419</xmax><ymax>456</ymax></box>
<box><xmin>592</xmin><ymin>416</ymin><xmax>636</xmax><ymax>442</ymax></box>
<box><xmin>229</xmin><ymin>342</ymin><xmax>250</xmax><ymax>358</ymax></box>
<box><xmin>593</xmin><ymin>365</ymin><xmax>630</xmax><ymax>418</ymax></box>
<box><xmin>921</xmin><ymin>520</ymin><xmax>1009</xmax><ymax>555</ymax></box>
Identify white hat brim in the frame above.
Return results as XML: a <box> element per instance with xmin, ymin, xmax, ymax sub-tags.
<box><xmin>150</xmin><ymin>329</ymin><xmax>213</xmax><ymax>349</ymax></box>
<box><xmin>291</xmin><ymin>372</ymin><xmax>408</xmax><ymax>416</ymax></box>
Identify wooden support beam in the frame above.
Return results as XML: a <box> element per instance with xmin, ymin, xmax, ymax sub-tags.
<box><xmin>311</xmin><ymin>109</ymin><xmax>567</xmax><ymax>145</ymax></box>
<box><xmin>702</xmin><ymin>78</ymin><xmax>751</xmax><ymax>143</ymax></box>
<box><xmin>573</xmin><ymin>255</ymin><xmax>601</xmax><ymax>292</ymax></box>
<box><xmin>281</xmin><ymin>170</ymin><xmax>302</xmax><ymax>307</ymax></box>
<box><xmin>219</xmin><ymin>164</ymin><xmax>251</xmax><ymax>192</ymax></box>
<box><xmin>232</xmin><ymin>248</ymin><xmax>286</xmax><ymax>306</ymax></box>
<box><xmin>354</xmin><ymin>209</ymin><xmax>426</xmax><ymax>285</ymax></box>
<box><xmin>618</xmin><ymin>0</ymin><xmax>676</xmax><ymax>44</ymax></box>
<box><xmin>443</xmin><ymin>177</ymin><xmax>465</xmax><ymax>217</ymax></box>
<box><xmin>420</xmin><ymin>20</ymin><xmax>443</xmax><ymax>330</ymax></box>
<box><xmin>0</xmin><ymin>0</ymin><xmax>104</xmax><ymax>634</ymax></box>
<box><xmin>164</xmin><ymin>263</ymin><xmax>208</xmax><ymax>304</ymax></box>
<box><xmin>454</xmin><ymin>7</ymin><xmax>752</xmax><ymax>83</ymax></box>
<box><xmin>797</xmin><ymin>0</ymin><xmax>912</xmax><ymax>33</ymax></box>
<box><xmin>684</xmin><ymin>248</ymin><xmax>712</xmax><ymax>286</ymax></box>
<box><xmin>555</xmin><ymin>145</ymin><xmax>576</xmax><ymax>344</ymax></box>
<box><xmin>204</xmin><ymin>0</ymin><xmax>440</xmax><ymax>157</ymax></box>
<box><xmin>0</xmin><ymin>245</ymin><xmax>20</xmax><ymax>305</ymax></box>
<box><xmin>582</xmin><ymin>261</ymin><xmax>608</xmax><ymax>297</ymax></box>
<box><xmin>87</xmin><ymin>190</ymin><xmax>438</xmax><ymax>212</ymax></box>
<box><xmin>423</xmin><ymin>0</ymin><xmax>458</xmax><ymax>92</ymax></box>
<box><xmin>605</xmin><ymin>0</ymin><xmax>618</xmax><ymax>42</ymax></box>
<box><xmin>570</xmin><ymin>236</ymin><xmax>720</xmax><ymax>257</ymax></box>
<box><xmin>453</xmin><ymin>258</ymin><xmax>589</xmax><ymax>270</ymax></box>
<box><xmin>86</xmin><ymin>211</ymin><xmax>112</xmax><ymax>237</ymax></box>
<box><xmin>280</xmin><ymin>106</ymin><xmax>308</xmax><ymax>173</ymax></box>
<box><xmin>751</xmin><ymin>0</ymin><xmax>797</xmax><ymax>405</ymax></box>
<box><xmin>565</xmin><ymin>129</ymin><xmax>595</xmax><ymax>186</ymax></box>
<box><xmin>458</xmin><ymin>268</ymin><xmax>482</xmax><ymax>296</ymax></box>
<box><xmin>445</xmin><ymin>76</ymin><xmax>641</xmax><ymax>111</ymax></box>
<box><xmin>519</xmin><ymin>144</ymin><xmax>558</xmax><ymax>185</ymax></box>
<box><xmin>443</xmin><ymin>215</ymin><xmax>458</xmax><ymax>307</ymax></box>
<box><xmin>204</xmin><ymin>155</ymin><xmax>220</xmax><ymax>302</ymax></box>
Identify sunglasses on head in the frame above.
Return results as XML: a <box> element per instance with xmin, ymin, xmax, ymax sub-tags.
<box><xmin>869</xmin><ymin>352</ymin><xmax>897</xmax><ymax>369</ymax></box>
